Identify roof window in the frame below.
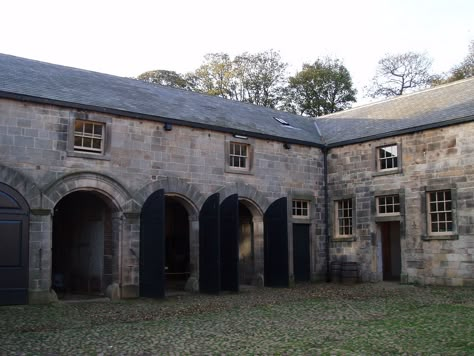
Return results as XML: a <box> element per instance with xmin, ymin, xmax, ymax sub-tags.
<box><xmin>273</xmin><ymin>116</ymin><xmax>290</xmax><ymax>126</ymax></box>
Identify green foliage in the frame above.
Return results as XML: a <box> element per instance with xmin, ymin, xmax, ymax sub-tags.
<box><xmin>285</xmin><ymin>58</ymin><xmax>357</xmax><ymax>117</ymax></box>
<box><xmin>137</xmin><ymin>69</ymin><xmax>194</xmax><ymax>90</ymax></box>
<box><xmin>367</xmin><ymin>52</ymin><xmax>433</xmax><ymax>98</ymax></box>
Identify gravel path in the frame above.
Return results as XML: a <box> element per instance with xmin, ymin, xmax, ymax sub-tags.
<box><xmin>1</xmin><ymin>283</ymin><xmax>473</xmax><ymax>354</ymax></box>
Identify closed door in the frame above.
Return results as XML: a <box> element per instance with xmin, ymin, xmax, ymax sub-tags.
<box><xmin>293</xmin><ymin>224</ymin><xmax>310</xmax><ymax>282</ymax></box>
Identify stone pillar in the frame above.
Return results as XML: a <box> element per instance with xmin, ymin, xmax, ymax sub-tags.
<box><xmin>120</xmin><ymin>212</ymin><xmax>140</xmax><ymax>298</ymax></box>
<box><xmin>185</xmin><ymin>217</ymin><xmax>199</xmax><ymax>292</ymax></box>
<box><xmin>252</xmin><ymin>217</ymin><xmax>265</xmax><ymax>287</ymax></box>
<box><xmin>28</xmin><ymin>209</ymin><xmax>55</xmax><ymax>304</ymax></box>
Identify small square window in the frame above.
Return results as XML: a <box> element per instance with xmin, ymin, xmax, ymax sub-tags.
<box><xmin>427</xmin><ymin>190</ymin><xmax>453</xmax><ymax>234</ymax></box>
<box><xmin>377</xmin><ymin>195</ymin><xmax>400</xmax><ymax>215</ymax></box>
<box><xmin>229</xmin><ymin>142</ymin><xmax>249</xmax><ymax>169</ymax></box>
<box><xmin>377</xmin><ymin>144</ymin><xmax>399</xmax><ymax>171</ymax></box>
<box><xmin>225</xmin><ymin>137</ymin><xmax>254</xmax><ymax>175</ymax></box>
<box><xmin>292</xmin><ymin>200</ymin><xmax>310</xmax><ymax>218</ymax></box>
<box><xmin>335</xmin><ymin>199</ymin><xmax>353</xmax><ymax>237</ymax></box>
<box><xmin>73</xmin><ymin>120</ymin><xmax>105</xmax><ymax>154</ymax></box>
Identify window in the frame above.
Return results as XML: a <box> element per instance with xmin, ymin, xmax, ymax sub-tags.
<box><xmin>377</xmin><ymin>144</ymin><xmax>398</xmax><ymax>171</ymax></box>
<box><xmin>377</xmin><ymin>195</ymin><xmax>400</xmax><ymax>215</ymax></box>
<box><xmin>335</xmin><ymin>199</ymin><xmax>353</xmax><ymax>237</ymax></box>
<box><xmin>229</xmin><ymin>142</ymin><xmax>249</xmax><ymax>169</ymax></box>
<box><xmin>427</xmin><ymin>190</ymin><xmax>453</xmax><ymax>234</ymax></box>
<box><xmin>292</xmin><ymin>200</ymin><xmax>310</xmax><ymax>218</ymax></box>
<box><xmin>73</xmin><ymin>120</ymin><xmax>104</xmax><ymax>154</ymax></box>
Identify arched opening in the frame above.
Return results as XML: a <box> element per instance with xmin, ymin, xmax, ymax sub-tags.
<box><xmin>238</xmin><ymin>199</ymin><xmax>264</xmax><ymax>286</ymax></box>
<box><xmin>52</xmin><ymin>191</ymin><xmax>114</xmax><ymax>298</ymax></box>
<box><xmin>165</xmin><ymin>196</ymin><xmax>190</xmax><ymax>291</ymax></box>
<box><xmin>239</xmin><ymin>203</ymin><xmax>254</xmax><ymax>285</ymax></box>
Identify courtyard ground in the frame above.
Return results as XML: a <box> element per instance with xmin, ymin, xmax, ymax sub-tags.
<box><xmin>1</xmin><ymin>282</ymin><xmax>473</xmax><ymax>355</ymax></box>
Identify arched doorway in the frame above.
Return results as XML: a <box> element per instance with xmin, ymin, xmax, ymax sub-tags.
<box><xmin>52</xmin><ymin>191</ymin><xmax>113</xmax><ymax>298</ymax></box>
<box><xmin>165</xmin><ymin>196</ymin><xmax>190</xmax><ymax>291</ymax></box>
<box><xmin>140</xmin><ymin>190</ymin><xmax>196</xmax><ymax>298</ymax></box>
<box><xmin>238</xmin><ymin>198</ymin><xmax>264</xmax><ymax>287</ymax></box>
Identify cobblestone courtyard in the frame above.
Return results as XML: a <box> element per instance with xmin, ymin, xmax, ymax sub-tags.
<box><xmin>1</xmin><ymin>283</ymin><xmax>473</xmax><ymax>355</ymax></box>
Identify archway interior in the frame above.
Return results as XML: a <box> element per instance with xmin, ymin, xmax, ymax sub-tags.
<box><xmin>239</xmin><ymin>202</ymin><xmax>254</xmax><ymax>285</ymax></box>
<box><xmin>165</xmin><ymin>196</ymin><xmax>190</xmax><ymax>290</ymax></box>
<box><xmin>52</xmin><ymin>191</ymin><xmax>112</xmax><ymax>297</ymax></box>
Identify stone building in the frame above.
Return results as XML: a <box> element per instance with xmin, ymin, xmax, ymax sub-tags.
<box><xmin>0</xmin><ymin>54</ymin><xmax>473</xmax><ymax>305</ymax></box>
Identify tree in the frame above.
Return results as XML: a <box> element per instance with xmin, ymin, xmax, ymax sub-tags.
<box><xmin>137</xmin><ymin>69</ymin><xmax>194</xmax><ymax>90</ymax></box>
<box><xmin>284</xmin><ymin>58</ymin><xmax>357</xmax><ymax>117</ymax></box>
<box><xmin>367</xmin><ymin>52</ymin><xmax>433</xmax><ymax>98</ymax></box>
<box><xmin>192</xmin><ymin>53</ymin><xmax>236</xmax><ymax>99</ymax></box>
<box><xmin>234</xmin><ymin>50</ymin><xmax>288</xmax><ymax>108</ymax></box>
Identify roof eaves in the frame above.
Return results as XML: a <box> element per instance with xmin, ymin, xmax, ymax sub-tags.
<box><xmin>0</xmin><ymin>90</ymin><xmax>325</xmax><ymax>148</ymax></box>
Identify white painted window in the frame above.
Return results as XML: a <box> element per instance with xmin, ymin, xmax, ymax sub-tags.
<box><xmin>428</xmin><ymin>190</ymin><xmax>453</xmax><ymax>234</ymax></box>
<box><xmin>292</xmin><ymin>199</ymin><xmax>310</xmax><ymax>218</ymax></box>
<box><xmin>377</xmin><ymin>195</ymin><xmax>400</xmax><ymax>215</ymax></box>
<box><xmin>229</xmin><ymin>142</ymin><xmax>249</xmax><ymax>169</ymax></box>
<box><xmin>74</xmin><ymin>120</ymin><xmax>104</xmax><ymax>154</ymax></box>
<box><xmin>377</xmin><ymin>144</ymin><xmax>398</xmax><ymax>171</ymax></box>
<box><xmin>335</xmin><ymin>199</ymin><xmax>353</xmax><ymax>237</ymax></box>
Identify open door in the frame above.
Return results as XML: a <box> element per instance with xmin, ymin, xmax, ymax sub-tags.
<box><xmin>264</xmin><ymin>197</ymin><xmax>289</xmax><ymax>287</ymax></box>
<box><xmin>199</xmin><ymin>193</ymin><xmax>220</xmax><ymax>294</ymax></box>
<box><xmin>0</xmin><ymin>183</ymin><xmax>29</xmax><ymax>305</ymax></box>
<box><xmin>220</xmin><ymin>194</ymin><xmax>239</xmax><ymax>292</ymax></box>
<box><xmin>140</xmin><ymin>189</ymin><xmax>165</xmax><ymax>298</ymax></box>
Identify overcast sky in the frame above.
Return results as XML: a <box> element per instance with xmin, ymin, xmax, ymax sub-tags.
<box><xmin>1</xmin><ymin>0</ymin><xmax>473</xmax><ymax>104</ymax></box>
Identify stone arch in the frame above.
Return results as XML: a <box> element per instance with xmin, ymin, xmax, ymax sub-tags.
<box><xmin>136</xmin><ymin>177</ymin><xmax>205</xmax><ymax>215</ymax></box>
<box><xmin>43</xmin><ymin>171</ymin><xmax>138</xmax><ymax>213</ymax></box>
<box><xmin>216</xmin><ymin>181</ymin><xmax>270</xmax><ymax>213</ymax></box>
<box><xmin>0</xmin><ymin>164</ymin><xmax>41</xmax><ymax>209</ymax></box>
<box><xmin>138</xmin><ymin>178</ymin><xmax>205</xmax><ymax>292</ymax></box>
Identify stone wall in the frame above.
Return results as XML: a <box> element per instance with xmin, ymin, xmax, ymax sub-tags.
<box><xmin>327</xmin><ymin>122</ymin><xmax>474</xmax><ymax>285</ymax></box>
<box><xmin>0</xmin><ymin>98</ymin><xmax>326</xmax><ymax>301</ymax></box>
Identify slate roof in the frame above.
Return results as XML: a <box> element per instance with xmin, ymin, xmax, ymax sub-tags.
<box><xmin>316</xmin><ymin>78</ymin><xmax>474</xmax><ymax>146</ymax></box>
<box><xmin>0</xmin><ymin>53</ymin><xmax>323</xmax><ymax>146</ymax></box>
<box><xmin>1</xmin><ymin>53</ymin><xmax>473</xmax><ymax>149</ymax></box>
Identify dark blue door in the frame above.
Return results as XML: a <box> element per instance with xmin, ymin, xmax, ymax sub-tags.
<box><xmin>293</xmin><ymin>224</ymin><xmax>310</xmax><ymax>282</ymax></box>
<box><xmin>264</xmin><ymin>197</ymin><xmax>289</xmax><ymax>287</ymax></box>
<box><xmin>199</xmin><ymin>193</ymin><xmax>220</xmax><ymax>294</ymax></box>
<box><xmin>220</xmin><ymin>194</ymin><xmax>239</xmax><ymax>292</ymax></box>
<box><xmin>0</xmin><ymin>183</ymin><xmax>29</xmax><ymax>305</ymax></box>
<box><xmin>140</xmin><ymin>189</ymin><xmax>165</xmax><ymax>298</ymax></box>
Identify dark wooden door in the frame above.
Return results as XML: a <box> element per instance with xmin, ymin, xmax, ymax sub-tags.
<box><xmin>0</xmin><ymin>183</ymin><xmax>29</xmax><ymax>305</ymax></box>
<box><xmin>220</xmin><ymin>194</ymin><xmax>239</xmax><ymax>292</ymax></box>
<box><xmin>381</xmin><ymin>222</ymin><xmax>392</xmax><ymax>281</ymax></box>
<box><xmin>199</xmin><ymin>193</ymin><xmax>220</xmax><ymax>294</ymax></box>
<box><xmin>293</xmin><ymin>224</ymin><xmax>310</xmax><ymax>282</ymax></box>
<box><xmin>140</xmin><ymin>189</ymin><xmax>165</xmax><ymax>298</ymax></box>
<box><xmin>264</xmin><ymin>197</ymin><xmax>289</xmax><ymax>287</ymax></box>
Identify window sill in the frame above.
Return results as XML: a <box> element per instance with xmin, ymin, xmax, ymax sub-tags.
<box><xmin>372</xmin><ymin>168</ymin><xmax>402</xmax><ymax>177</ymax></box>
<box><xmin>332</xmin><ymin>236</ymin><xmax>356</xmax><ymax>242</ymax></box>
<box><xmin>422</xmin><ymin>234</ymin><xmax>458</xmax><ymax>241</ymax></box>
<box><xmin>66</xmin><ymin>150</ymin><xmax>111</xmax><ymax>161</ymax></box>
<box><xmin>225</xmin><ymin>167</ymin><xmax>254</xmax><ymax>175</ymax></box>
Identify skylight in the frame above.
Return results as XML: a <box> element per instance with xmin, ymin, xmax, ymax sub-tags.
<box><xmin>273</xmin><ymin>116</ymin><xmax>290</xmax><ymax>126</ymax></box>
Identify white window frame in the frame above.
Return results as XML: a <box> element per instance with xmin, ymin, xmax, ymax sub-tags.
<box><xmin>376</xmin><ymin>195</ymin><xmax>400</xmax><ymax>216</ymax></box>
<box><xmin>427</xmin><ymin>190</ymin><xmax>454</xmax><ymax>236</ymax></box>
<box><xmin>292</xmin><ymin>199</ymin><xmax>310</xmax><ymax>218</ymax></box>
<box><xmin>335</xmin><ymin>198</ymin><xmax>353</xmax><ymax>238</ymax></box>
<box><xmin>67</xmin><ymin>113</ymin><xmax>112</xmax><ymax>160</ymax></box>
<box><xmin>377</xmin><ymin>144</ymin><xmax>399</xmax><ymax>171</ymax></box>
<box><xmin>73</xmin><ymin>120</ymin><xmax>105</xmax><ymax>154</ymax></box>
<box><xmin>225</xmin><ymin>136</ymin><xmax>254</xmax><ymax>175</ymax></box>
<box><xmin>229</xmin><ymin>142</ymin><xmax>249</xmax><ymax>170</ymax></box>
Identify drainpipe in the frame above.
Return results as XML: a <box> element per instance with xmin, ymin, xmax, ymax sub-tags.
<box><xmin>323</xmin><ymin>147</ymin><xmax>330</xmax><ymax>282</ymax></box>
